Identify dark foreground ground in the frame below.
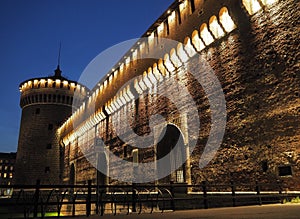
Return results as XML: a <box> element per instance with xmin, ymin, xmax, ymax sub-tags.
<box><xmin>61</xmin><ymin>204</ymin><xmax>300</xmax><ymax>219</ymax></box>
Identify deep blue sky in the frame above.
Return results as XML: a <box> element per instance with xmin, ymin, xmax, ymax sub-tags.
<box><xmin>0</xmin><ymin>0</ymin><xmax>174</xmax><ymax>152</ymax></box>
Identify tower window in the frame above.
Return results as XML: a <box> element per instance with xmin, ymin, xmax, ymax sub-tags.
<box><xmin>261</xmin><ymin>161</ymin><xmax>268</xmax><ymax>172</ymax></box>
<box><xmin>45</xmin><ymin>167</ymin><xmax>50</xmax><ymax>173</ymax></box>
<box><xmin>46</xmin><ymin>143</ymin><xmax>52</xmax><ymax>149</ymax></box>
<box><xmin>176</xmin><ymin>169</ymin><xmax>184</xmax><ymax>183</ymax></box>
<box><xmin>35</xmin><ymin>108</ymin><xmax>40</xmax><ymax>114</ymax></box>
<box><xmin>48</xmin><ymin>124</ymin><xmax>53</xmax><ymax>130</ymax></box>
<box><xmin>278</xmin><ymin>166</ymin><xmax>292</xmax><ymax>176</ymax></box>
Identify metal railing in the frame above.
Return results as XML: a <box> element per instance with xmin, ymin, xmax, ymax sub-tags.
<box><xmin>0</xmin><ymin>180</ymin><xmax>299</xmax><ymax>218</ymax></box>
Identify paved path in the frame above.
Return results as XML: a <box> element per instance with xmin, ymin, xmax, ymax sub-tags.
<box><xmin>64</xmin><ymin>204</ymin><xmax>300</xmax><ymax>219</ymax></box>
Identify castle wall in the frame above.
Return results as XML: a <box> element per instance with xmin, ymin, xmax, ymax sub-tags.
<box><xmin>60</xmin><ymin>0</ymin><xmax>300</xmax><ymax>189</ymax></box>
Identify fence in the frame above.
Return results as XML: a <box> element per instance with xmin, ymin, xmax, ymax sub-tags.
<box><xmin>0</xmin><ymin>180</ymin><xmax>299</xmax><ymax>218</ymax></box>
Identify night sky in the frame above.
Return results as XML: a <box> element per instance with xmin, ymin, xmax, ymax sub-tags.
<box><xmin>0</xmin><ymin>0</ymin><xmax>174</xmax><ymax>152</ymax></box>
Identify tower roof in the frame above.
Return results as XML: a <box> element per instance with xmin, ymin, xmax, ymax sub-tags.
<box><xmin>54</xmin><ymin>65</ymin><xmax>62</xmax><ymax>77</ymax></box>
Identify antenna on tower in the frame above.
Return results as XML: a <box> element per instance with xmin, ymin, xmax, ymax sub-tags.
<box><xmin>58</xmin><ymin>42</ymin><xmax>61</xmax><ymax>66</ymax></box>
<box><xmin>54</xmin><ymin>42</ymin><xmax>62</xmax><ymax>77</ymax></box>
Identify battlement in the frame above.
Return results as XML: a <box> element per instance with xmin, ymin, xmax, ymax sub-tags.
<box><xmin>59</xmin><ymin>0</ymin><xmax>281</xmax><ymax>140</ymax></box>
<box><xmin>19</xmin><ymin>78</ymin><xmax>87</xmax><ymax>94</ymax></box>
<box><xmin>19</xmin><ymin>77</ymin><xmax>88</xmax><ymax>109</ymax></box>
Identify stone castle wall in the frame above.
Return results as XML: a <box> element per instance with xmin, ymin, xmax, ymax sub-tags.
<box><xmin>59</xmin><ymin>0</ymin><xmax>300</xmax><ymax>189</ymax></box>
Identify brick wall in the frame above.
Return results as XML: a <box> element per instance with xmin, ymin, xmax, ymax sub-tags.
<box><xmin>62</xmin><ymin>0</ymin><xmax>300</xmax><ymax>189</ymax></box>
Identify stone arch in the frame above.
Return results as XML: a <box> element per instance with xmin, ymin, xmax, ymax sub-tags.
<box><xmin>242</xmin><ymin>0</ymin><xmax>262</xmax><ymax>15</ymax></box>
<box><xmin>200</xmin><ymin>23</ymin><xmax>214</xmax><ymax>46</ymax></box>
<box><xmin>209</xmin><ymin>15</ymin><xmax>225</xmax><ymax>39</ymax></box>
<box><xmin>156</xmin><ymin>124</ymin><xmax>187</xmax><ymax>184</ymax></box>
<box><xmin>219</xmin><ymin>7</ymin><xmax>236</xmax><ymax>33</ymax></box>
<box><xmin>191</xmin><ymin>30</ymin><xmax>205</xmax><ymax>52</ymax></box>
<box><xmin>183</xmin><ymin>37</ymin><xmax>197</xmax><ymax>57</ymax></box>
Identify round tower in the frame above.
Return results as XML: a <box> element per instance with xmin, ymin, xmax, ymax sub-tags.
<box><xmin>14</xmin><ymin>66</ymin><xmax>88</xmax><ymax>185</ymax></box>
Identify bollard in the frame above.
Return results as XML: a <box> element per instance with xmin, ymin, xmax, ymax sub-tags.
<box><xmin>255</xmin><ymin>181</ymin><xmax>262</xmax><ymax>205</ymax></box>
<box><xmin>132</xmin><ymin>183</ymin><xmax>137</xmax><ymax>213</ymax></box>
<box><xmin>202</xmin><ymin>181</ymin><xmax>208</xmax><ymax>209</ymax></box>
<box><xmin>33</xmin><ymin>179</ymin><xmax>41</xmax><ymax>218</ymax></box>
<box><xmin>231</xmin><ymin>180</ymin><xmax>236</xmax><ymax>207</ymax></box>
<box><xmin>86</xmin><ymin>180</ymin><xmax>92</xmax><ymax>217</ymax></box>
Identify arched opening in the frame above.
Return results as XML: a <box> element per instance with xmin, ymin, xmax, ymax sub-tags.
<box><xmin>209</xmin><ymin>16</ymin><xmax>225</xmax><ymax>39</ymax></box>
<box><xmin>97</xmin><ymin>152</ymin><xmax>107</xmax><ymax>186</ymax></box>
<box><xmin>260</xmin><ymin>0</ymin><xmax>279</xmax><ymax>6</ymax></box>
<box><xmin>184</xmin><ymin>37</ymin><xmax>197</xmax><ymax>57</ymax></box>
<box><xmin>200</xmin><ymin>23</ymin><xmax>214</xmax><ymax>46</ymax></box>
<box><xmin>156</xmin><ymin>124</ymin><xmax>186</xmax><ymax>184</ymax></box>
<box><xmin>192</xmin><ymin>30</ymin><xmax>205</xmax><ymax>52</ymax></box>
<box><xmin>219</xmin><ymin>7</ymin><xmax>236</xmax><ymax>33</ymax></box>
<box><xmin>176</xmin><ymin>43</ymin><xmax>189</xmax><ymax>63</ymax></box>
<box><xmin>69</xmin><ymin>163</ymin><xmax>75</xmax><ymax>185</ymax></box>
<box><xmin>164</xmin><ymin>54</ymin><xmax>175</xmax><ymax>73</ymax></box>
<box><xmin>242</xmin><ymin>0</ymin><xmax>262</xmax><ymax>15</ymax></box>
<box><xmin>170</xmin><ymin>48</ymin><xmax>182</xmax><ymax>68</ymax></box>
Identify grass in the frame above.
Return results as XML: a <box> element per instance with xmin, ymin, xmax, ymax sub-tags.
<box><xmin>283</xmin><ymin>196</ymin><xmax>300</xmax><ymax>204</ymax></box>
<box><xmin>38</xmin><ymin>212</ymin><xmax>64</xmax><ymax>217</ymax></box>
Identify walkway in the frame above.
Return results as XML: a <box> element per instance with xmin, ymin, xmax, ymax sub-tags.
<box><xmin>64</xmin><ymin>204</ymin><xmax>300</xmax><ymax>219</ymax></box>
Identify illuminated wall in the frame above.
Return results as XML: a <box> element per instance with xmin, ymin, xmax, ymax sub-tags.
<box><xmin>58</xmin><ymin>0</ymin><xmax>300</xmax><ymax>189</ymax></box>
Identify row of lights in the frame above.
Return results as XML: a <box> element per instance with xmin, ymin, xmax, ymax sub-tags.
<box><xmin>242</xmin><ymin>0</ymin><xmax>279</xmax><ymax>15</ymax></box>
<box><xmin>99</xmin><ymin>0</ymin><xmax>189</xmax><ymax>92</ymax></box>
<box><xmin>19</xmin><ymin>78</ymin><xmax>85</xmax><ymax>93</ymax></box>
<box><xmin>59</xmin><ymin>6</ymin><xmax>237</xmax><ymax>140</ymax></box>
<box><xmin>60</xmin><ymin>0</ymin><xmax>282</xmax><ymax>142</ymax></box>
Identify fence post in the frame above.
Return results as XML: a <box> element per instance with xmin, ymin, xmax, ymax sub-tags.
<box><xmin>231</xmin><ymin>180</ymin><xmax>236</xmax><ymax>207</ymax></box>
<box><xmin>33</xmin><ymin>179</ymin><xmax>40</xmax><ymax>218</ymax></box>
<box><xmin>255</xmin><ymin>181</ymin><xmax>262</xmax><ymax>205</ymax></box>
<box><xmin>170</xmin><ymin>180</ymin><xmax>175</xmax><ymax>211</ymax></box>
<box><xmin>202</xmin><ymin>181</ymin><xmax>208</xmax><ymax>209</ymax></box>
<box><xmin>132</xmin><ymin>183</ymin><xmax>137</xmax><ymax>212</ymax></box>
<box><xmin>95</xmin><ymin>184</ymin><xmax>99</xmax><ymax>215</ymax></box>
<box><xmin>277</xmin><ymin>180</ymin><xmax>283</xmax><ymax>204</ymax></box>
<box><xmin>86</xmin><ymin>180</ymin><xmax>92</xmax><ymax>217</ymax></box>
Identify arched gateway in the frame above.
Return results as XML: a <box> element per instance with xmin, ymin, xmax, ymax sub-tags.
<box><xmin>156</xmin><ymin>124</ymin><xmax>187</xmax><ymax>185</ymax></box>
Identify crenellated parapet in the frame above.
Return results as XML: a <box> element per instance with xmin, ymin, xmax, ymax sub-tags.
<box><xmin>19</xmin><ymin>76</ymin><xmax>88</xmax><ymax>109</ymax></box>
<box><xmin>56</xmin><ymin>0</ymin><xmax>300</xmax><ymax>187</ymax></box>
<box><xmin>58</xmin><ymin>0</ymin><xmax>282</xmax><ymax>143</ymax></box>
